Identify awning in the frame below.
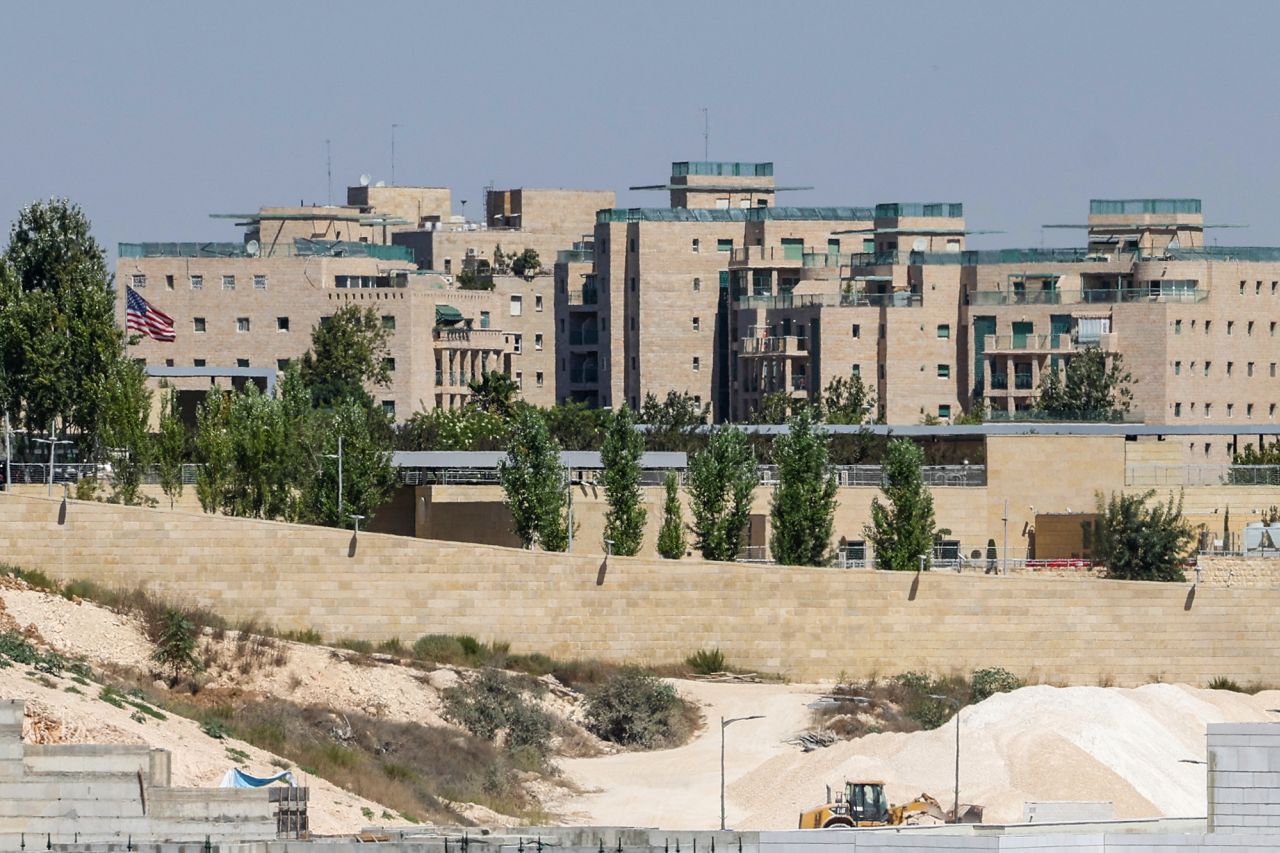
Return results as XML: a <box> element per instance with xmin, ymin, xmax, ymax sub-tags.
<box><xmin>435</xmin><ymin>304</ymin><xmax>464</xmax><ymax>325</ymax></box>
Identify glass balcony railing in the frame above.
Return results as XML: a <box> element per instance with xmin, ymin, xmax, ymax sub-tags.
<box><xmin>1014</xmin><ymin>374</ymin><xmax>1034</xmax><ymax>390</ymax></box>
<box><xmin>569</xmin><ymin>366</ymin><xmax>599</xmax><ymax>384</ymax></box>
<box><xmin>672</xmin><ymin>161</ymin><xmax>773</xmax><ymax>177</ymax></box>
<box><xmin>874</xmin><ymin>202</ymin><xmax>963</xmax><ymax>219</ymax></box>
<box><xmin>556</xmin><ymin>248</ymin><xmax>595</xmax><ymax>264</ymax></box>
<box><xmin>845</xmin><ymin>250</ymin><xmax>900</xmax><ymax>267</ymax></box>
<box><xmin>1082</xmin><ymin>287</ymin><xmax>1206</xmax><ymax>304</ymax></box>
<box><xmin>1090</xmin><ymin>198</ymin><xmax>1200</xmax><ymax>215</ymax></box>
<box><xmin>569</xmin><ymin>328</ymin><xmax>599</xmax><ymax>346</ymax></box>
<box><xmin>969</xmin><ymin>290</ymin><xmax>1064</xmax><ymax>306</ymax></box>
<box><xmin>841</xmin><ymin>291</ymin><xmax>922</xmax><ymax>308</ymax></box>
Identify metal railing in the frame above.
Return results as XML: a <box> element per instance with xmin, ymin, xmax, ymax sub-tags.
<box><xmin>569</xmin><ymin>328</ymin><xmax>600</xmax><ymax>346</ymax></box>
<box><xmin>984</xmin><ymin>333</ymin><xmax>1074</xmax><ymax>352</ymax></box>
<box><xmin>1126</xmin><ymin>464</ymin><xmax>1280</xmax><ymax>487</ymax></box>
<box><xmin>736</xmin><ymin>293</ymin><xmax>838</xmax><ymax>310</ymax></box>
<box><xmin>841</xmin><ymin>291</ymin><xmax>921</xmax><ymax>308</ymax></box>
<box><xmin>433</xmin><ymin>328</ymin><xmax>506</xmax><ymax>346</ymax></box>
<box><xmin>1082</xmin><ymin>287</ymin><xmax>1206</xmax><ymax>304</ymax></box>
<box><xmin>739</xmin><ymin>336</ymin><xmax>808</xmax><ymax>355</ymax></box>
<box><xmin>845</xmin><ymin>250</ymin><xmax>900</xmax><ymax>267</ymax></box>
<box><xmin>3</xmin><ymin>463</ymin><xmax>202</xmax><ymax>487</ymax></box>
<box><xmin>968</xmin><ymin>290</ymin><xmax>1065</xmax><ymax>306</ymax></box>
<box><xmin>755</xmin><ymin>464</ymin><xmax>986</xmax><ymax>488</ymax></box>
<box><xmin>567</xmin><ymin>288</ymin><xmax>598</xmax><ymax>306</ymax></box>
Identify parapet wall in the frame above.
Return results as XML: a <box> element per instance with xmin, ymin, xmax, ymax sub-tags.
<box><xmin>1</xmin><ymin>493</ymin><xmax>1278</xmax><ymax>685</ymax></box>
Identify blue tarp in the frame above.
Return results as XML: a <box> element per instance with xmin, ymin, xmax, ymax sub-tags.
<box><xmin>219</xmin><ymin>768</ymin><xmax>296</xmax><ymax>789</ymax></box>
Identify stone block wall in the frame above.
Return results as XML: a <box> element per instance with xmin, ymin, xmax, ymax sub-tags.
<box><xmin>1208</xmin><ymin>723</ymin><xmax>1280</xmax><ymax>833</ymax></box>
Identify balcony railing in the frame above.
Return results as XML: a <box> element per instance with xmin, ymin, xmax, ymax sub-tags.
<box><xmin>739</xmin><ymin>336</ymin><xmax>809</xmax><ymax>355</ymax></box>
<box><xmin>756</xmin><ymin>464</ymin><xmax>986</xmax><ymax>488</ymax></box>
<box><xmin>1127</xmin><ymin>464</ymin><xmax>1280</xmax><ymax>487</ymax></box>
<box><xmin>567</xmin><ymin>288</ymin><xmax>599</xmax><ymax>306</ymax></box>
<box><xmin>433</xmin><ymin>327</ymin><xmax>506</xmax><ymax>347</ymax></box>
<box><xmin>569</xmin><ymin>366</ymin><xmax>599</xmax><ymax>385</ymax></box>
<box><xmin>969</xmin><ymin>290</ymin><xmax>1065</xmax><ymax>306</ymax></box>
<box><xmin>791</xmin><ymin>375</ymin><xmax>808</xmax><ymax>391</ymax></box>
<box><xmin>984</xmin><ymin>333</ymin><xmax>1075</xmax><ymax>352</ymax></box>
<box><xmin>736</xmin><ymin>293</ymin><xmax>838</xmax><ymax>310</ymax></box>
<box><xmin>569</xmin><ymin>328</ymin><xmax>599</xmax><ymax>346</ymax></box>
<box><xmin>841</xmin><ymin>291</ymin><xmax>922</xmax><ymax>308</ymax></box>
<box><xmin>1082</xmin><ymin>287</ymin><xmax>1206</xmax><ymax>304</ymax></box>
<box><xmin>556</xmin><ymin>248</ymin><xmax>595</xmax><ymax>264</ymax></box>
<box><xmin>845</xmin><ymin>250</ymin><xmax>900</xmax><ymax>267</ymax></box>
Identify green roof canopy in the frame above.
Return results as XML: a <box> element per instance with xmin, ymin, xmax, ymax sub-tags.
<box><xmin>435</xmin><ymin>305</ymin><xmax>464</xmax><ymax>325</ymax></box>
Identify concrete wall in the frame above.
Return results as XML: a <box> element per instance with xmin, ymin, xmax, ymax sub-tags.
<box><xmin>1207</xmin><ymin>723</ymin><xmax>1280</xmax><ymax>833</ymax></box>
<box><xmin>5</xmin><ymin>493</ymin><xmax>1280</xmax><ymax>685</ymax></box>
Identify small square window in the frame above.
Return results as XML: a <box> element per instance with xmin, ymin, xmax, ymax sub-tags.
<box><xmin>236</xmin><ymin>358</ymin><xmax>250</xmax><ymax>368</ymax></box>
<box><xmin>277</xmin><ymin>358</ymin><xmax>290</xmax><ymax>371</ymax></box>
<box><xmin>692</xmin><ymin>356</ymin><xmax>701</xmax><ymax>371</ymax></box>
<box><xmin>223</xmin><ymin>275</ymin><xmax>236</xmax><ymax>291</ymax></box>
<box><xmin>851</xmin><ymin>324</ymin><xmax>861</xmax><ymax>338</ymax></box>
<box><xmin>165</xmin><ymin>274</ymin><xmax>174</xmax><ymax>290</ymax></box>
<box><xmin>1174</xmin><ymin>319</ymin><xmax>1182</xmax><ymax>335</ymax></box>
<box><xmin>254</xmin><ymin>274</ymin><xmax>267</xmax><ymax>290</ymax></box>
<box><xmin>717</xmin><ymin>238</ymin><xmax>732</xmax><ymax>253</ymax></box>
<box><xmin>1174</xmin><ymin>361</ymin><xmax>1181</xmax><ymax>375</ymax></box>
<box><xmin>194</xmin><ymin>358</ymin><xmax>206</xmax><ymax>367</ymax></box>
<box><xmin>535</xmin><ymin>294</ymin><xmax>543</xmax><ymax>312</ymax></box>
<box><xmin>938</xmin><ymin>404</ymin><xmax>951</xmax><ymax>419</ymax></box>
<box><xmin>937</xmin><ymin>364</ymin><xmax>950</xmax><ymax>378</ymax></box>
<box><xmin>936</xmin><ymin>324</ymin><xmax>950</xmax><ymax>339</ymax></box>
<box><xmin>692</xmin><ymin>317</ymin><xmax>701</xmax><ymax>331</ymax></box>
<box><xmin>510</xmin><ymin>295</ymin><xmax>523</xmax><ymax>316</ymax></box>
<box><xmin>236</xmin><ymin>317</ymin><xmax>250</xmax><ymax>333</ymax></box>
<box><xmin>692</xmin><ymin>239</ymin><xmax>700</xmax><ymax>254</ymax></box>
<box><xmin>132</xmin><ymin>273</ymin><xmax>146</xmax><ymax>288</ymax></box>
<box><xmin>535</xmin><ymin>371</ymin><xmax>544</xmax><ymax>387</ymax></box>
<box><xmin>512</xmin><ymin>334</ymin><xmax>522</xmax><ymax>354</ymax></box>
<box><xmin>382</xmin><ymin>400</ymin><xmax>396</xmax><ymax>418</ymax></box>
<box><xmin>535</xmin><ymin>333</ymin><xmax>543</xmax><ymax>351</ymax></box>
<box><xmin>692</xmin><ymin>277</ymin><xmax>701</xmax><ymax>291</ymax></box>
<box><xmin>190</xmin><ymin>275</ymin><xmax>203</xmax><ymax>290</ymax></box>
<box><xmin>851</xmin><ymin>364</ymin><xmax>861</xmax><ymax>376</ymax></box>
<box><xmin>382</xmin><ymin>315</ymin><xmax>396</xmax><ymax>330</ymax></box>
<box><xmin>193</xmin><ymin>317</ymin><xmax>206</xmax><ymax>333</ymax></box>
<box><xmin>164</xmin><ymin>358</ymin><xmax>174</xmax><ymax>368</ymax></box>
<box><xmin>1174</xmin><ymin>402</ymin><xmax>1182</xmax><ymax>417</ymax></box>
<box><xmin>383</xmin><ymin>357</ymin><xmax>396</xmax><ymax>372</ymax></box>
<box><xmin>277</xmin><ymin>316</ymin><xmax>289</xmax><ymax>331</ymax></box>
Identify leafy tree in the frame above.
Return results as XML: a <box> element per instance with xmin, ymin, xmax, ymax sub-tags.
<box><xmin>1234</xmin><ymin>440</ymin><xmax>1280</xmax><ymax>466</ymax></box>
<box><xmin>1035</xmin><ymin>348</ymin><xmax>1134</xmax><ymax>421</ymax></box>
<box><xmin>511</xmin><ymin>248</ymin><xmax>542</xmax><ymax>277</ymax></box>
<box><xmin>600</xmin><ymin>406</ymin><xmax>646</xmax><ymax>555</ymax></box>
<box><xmin>583</xmin><ymin>668</ymin><xmax>687</xmax><ymax>749</ymax></box>
<box><xmin>640</xmin><ymin>391</ymin><xmax>709</xmax><ymax>453</ymax></box>
<box><xmin>865</xmin><ymin>438</ymin><xmax>936</xmax><ymax>571</ymax></box>
<box><xmin>193</xmin><ymin>388</ymin><xmax>233</xmax><ymax>514</ymax></box>
<box><xmin>498</xmin><ymin>408</ymin><xmax>568</xmax><ymax>550</ymax></box>
<box><xmin>97</xmin><ymin>359</ymin><xmax>153</xmax><ymax>506</ymax></box>
<box><xmin>298</xmin><ymin>304</ymin><xmax>392</xmax><ymax>408</ymax></box>
<box><xmin>154</xmin><ymin>386</ymin><xmax>187</xmax><ymax>509</ymax></box>
<box><xmin>656</xmin><ymin>471</ymin><xmax>687</xmax><ymax>559</ymax></box>
<box><xmin>152</xmin><ymin>609</ymin><xmax>199</xmax><ymax>680</ymax></box>
<box><xmin>750</xmin><ymin>391</ymin><xmax>795</xmax><ymax>425</ymax></box>
<box><xmin>223</xmin><ymin>382</ymin><xmax>295</xmax><ymax>519</ymax></box>
<box><xmin>456</xmin><ymin>269</ymin><xmax>494</xmax><ymax>291</ymax></box>
<box><xmin>769</xmin><ymin>408</ymin><xmax>837</xmax><ymax>566</ymax></box>
<box><xmin>544</xmin><ymin>401</ymin><xmax>608</xmax><ymax>450</ymax></box>
<box><xmin>394</xmin><ymin>406</ymin><xmax>510</xmax><ymax>451</ymax></box>
<box><xmin>492</xmin><ymin>243</ymin><xmax>510</xmax><ymax>274</ymax></box>
<box><xmin>820</xmin><ymin>372</ymin><xmax>876</xmax><ymax>425</ymax></box>
<box><xmin>1094</xmin><ymin>489</ymin><xmax>1195</xmax><ymax>582</ymax></box>
<box><xmin>686</xmin><ymin>427</ymin><xmax>758</xmax><ymax>561</ymax></box>
<box><xmin>467</xmin><ymin>370</ymin><xmax>520</xmax><ymax>418</ymax></box>
<box><xmin>0</xmin><ymin>199</ymin><xmax>125</xmax><ymax>436</ymax></box>
<box><xmin>301</xmin><ymin>398</ymin><xmax>397</xmax><ymax>528</ymax></box>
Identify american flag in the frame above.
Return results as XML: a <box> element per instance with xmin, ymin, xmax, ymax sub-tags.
<box><xmin>125</xmin><ymin>286</ymin><xmax>175</xmax><ymax>342</ymax></box>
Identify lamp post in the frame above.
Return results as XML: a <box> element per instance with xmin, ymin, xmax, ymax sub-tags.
<box><xmin>3</xmin><ymin>412</ymin><xmax>12</xmax><ymax>493</ymax></box>
<box><xmin>720</xmin><ymin>714</ymin><xmax>764</xmax><ymax>830</ymax></box>
<box><xmin>33</xmin><ymin>434</ymin><xmax>72</xmax><ymax>498</ymax></box>
<box><xmin>565</xmin><ymin>473</ymin><xmax>587</xmax><ymax>552</ymax></box>
<box><xmin>348</xmin><ymin>513</ymin><xmax>365</xmax><ymax>535</ymax></box>
<box><xmin>927</xmin><ymin>694</ymin><xmax>961</xmax><ymax>823</ymax></box>
<box><xmin>323</xmin><ymin>436</ymin><xmax>344</xmax><ymax>523</ymax></box>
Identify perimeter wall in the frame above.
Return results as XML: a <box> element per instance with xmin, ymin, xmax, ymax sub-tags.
<box><xmin>0</xmin><ymin>492</ymin><xmax>1275</xmax><ymax>685</ymax></box>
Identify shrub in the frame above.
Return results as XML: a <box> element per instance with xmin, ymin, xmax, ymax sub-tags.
<box><xmin>970</xmin><ymin>667</ymin><xmax>1024</xmax><ymax>702</ymax></box>
<box><xmin>442</xmin><ymin>669</ymin><xmax>553</xmax><ymax>763</ymax></box>
<box><xmin>685</xmin><ymin>648</ymin><xmax>726</xmax><ymax>675</ymax></box>
<box><xmin>1208</xmin><ymin>676</ymin><xmax>1245</xmax><ymax>692</ymax></box>
<box><xmin>412</xmin><ymin>634</ymin><xmax>466</xmax><ymax>664</ymax></box>
<box><xmin>584</xmin><ymin>668</ymin><xmax>690</xmax><ymax>749</ymax></box>
<box><xmin>202</xmin><ymin>720</ymin><xmax>230</xmax><ymax>740</ymax></box>
<box><xmin>152</xmin><ymin>609</ymin><xmax>199</xmax><ymax>679</ymax></box>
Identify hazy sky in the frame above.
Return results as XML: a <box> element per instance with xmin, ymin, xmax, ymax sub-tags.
<box><xmin>4</xmin><ymin>1</ymin><xmax>1279</xmax><ymax>258</ymax></box>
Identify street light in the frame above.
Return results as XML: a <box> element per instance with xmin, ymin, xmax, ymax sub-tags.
<box><xmin>565</xmin><ymin>474</ymin><xmax>589</xmax><ymax>552</ymax></box>
<box><xmin>348</xmin><ymin>513</ymin><xmax>365</xmax><ymax>535</ymax></box>
<box><xmin>322</xmin><ymin>436</ymin><xmax>344</xmax><ymax>522</ymax></box>
<box><xmin>33</xmin><ymin>434</ymin><xmax>72</xmax><ymax>498</ymax></box>
<box><xmin>720</xmin><ymin>714</ymin><xmax>764</xmax><ymax>830</ymax></box>
<box><xmin>927</xmin><ymin>694</ymin><xmax>961</xmax><ymax>824</ymax></box>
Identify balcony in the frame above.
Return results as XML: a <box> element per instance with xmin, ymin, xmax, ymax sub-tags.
<box><xmin>983</xmin><ymin>333</ymin><xmax>1075</xmax><ymax>354</ymax></box>
<box><xmin>739</xmin><ymin>335</ymin><xmax>809</xmax><ymax>356</ymax></box>
<box><xmin>969</xmin><ymin>290</ymin><xmax>1065</xmax><ymax>306</ymax></box>
<box><xmin>736</xmin><ymin>293</ymin><xmax>839</xmax><ymax>310</ymax></box>
<box><xmin>841</xmin><ymin>291</ymin><xmax>921</xmax><ymax>308</ymax></box>
<box><xmin>1014</xmin><ymin>373</ymin><xmax>1034</xmax><ymax>390</ymax></box>
<box><xmin>567</xmin><ymin>287</ymin><xmax>599</xmax><ymax>306</ymax></box>
<box><xmin>791</xmin><ymin>375</ymin><xmax>809</xmax><ymax>392</ymax></box>
<box><xmin>556</xmin><ymin>248</ymin><xmax>595</xmax><ymax>264</ymax></box>
<box><xmin>1082</xmin><ymin>286</ymin><xmax>1206</xmax><ymax>304</ymax></box>
<box><xmin>845</xmin><ymin>250</ymin><xmax>900</xmax><ymax>267</ymax></box>
<box><xmin>569</xmin><ymin>328</ymin><xmax>600</xmax><ymax>346</ymax></box>
<box><xmin>432</xmin><ymin>327</ymin><xmax>506</xmax><ymax>349</ymax></box>
<box><xmin>569</xmin><ymin>365</ymin><xmax>599</xmax><ymax>385</ymax></box>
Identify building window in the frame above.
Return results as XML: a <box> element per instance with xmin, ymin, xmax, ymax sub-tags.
<box><xmin>1205</xmin><ymin>403</ymin><xmax>1212</xmax><ymax>418</ymax></box>
<box><xmin>1174</xmin><ymin>402</ymin><xmax>1182</xmax><ymax>417</ymax></box>
<box><xmin>1272</xmin><ymin>363</ymin><xmax>1278</xmax><ymax>377</ymax></box>
<box><xmin>132</xmin><ymin>273</ymin><xmax>146</xmax><ymax>288</ymax></box>
<box><xmin>514</xmin><ymin>372</ymin><xmax>523</xmax><ymax>389</ymax></box>
<box><xmin>692</xmin><ymin>316</ymin><xmax>700</xmax><ymax>331</ymax></box>
<box><xmin>191</xmin><ymin>275</ymin><xmax>203</xmax><ymax>290</ymax></box>
<box><xmin>851</xmin><ymin>364</ymin><xmax>861</xmax><ymax>376</ymax></box>
<box><xmin>1249</xmin><ymin>362</ymin><xmax>1255</xmax><ymax>377</ymax></box>
<box><xmin>1204</xmin><ymin>361</ymin><xmax>1211</xmax><ymax>376</ymax></box>
<box><xmin>1272</xmin><ymin>404</ymin><xmax>1277</xmax><ymax>418</ymax></box>
<box><xmin>717</xmin><ymin>238</ymin><xmax>733</xmax><ymax>253</ymax></box>
<box><xmin>937</xmin><ymin>364</ymin><xmax>950</xmax><ymax>378</ymax></box>
<box><xmin>1174</xmin><ymin>361</ymin><xmax>1181</xmax><ymax>375</ymax></box>
<box><xmin>1258</xmin><ymin>281</ymin><xmax>1264</xmax><ymax>295</ymax></box>
<box><xmin>937</xmin><ymin>324</ymin><xmax>950</xmax><ymax>339</ymax></box>
<box><xmin>692</xmin><ymin>356</ymin><xmax>701</xmax><ymax>371</ymax></box>
<box><xmin>165</xmin><ymin>274</ymin><xmax>174</xmax><ymax>290</ymax></box>
<box><xmin>277</xmin><ymin>358</ymin><xmax>290</xmax><ymax>371</ymax></box>
<box><xmin>938</xmin><ymin>404</ymin><xmax>951</xmax><ymax>419</ymax></box>
<box><xmin>164</xmin><ymin>358</ymin><xmax>174</xmax><ymax>367</ymax></box>
<box><xmin>692</xmin><ymin>239</ymin><xmax>700</xmax><ymax>253</ymax></box>
<box><xmin>630</xmin><ymin>316</ymin><xmax>637</xmax><ymax>331</ymax></box>
<box><xmin>277</xmin><ymin>316</ymin><xmax>289</xmax><ymax>331</ymax></box>
<box><xmin>1248</xmin><ymin>403</ymin><xmax>1255</xmax><ymax>418</ymax></box>
<box><xmin>535</xmin><ymin>333</ymin><xmax>543</xmax><ymax>351</ymax></box>
<box><xmin>512</xmin><ymin>334</ymin><xmax>522</xmax><ymax>354</ymax></box>
<box><xmin>382</xmin><ymin>315</ymin><xmax>396</xmax><ymax>330</ymax></box>
<box><xmin>1228</xmin><ymin>321</ymin><xmax>1235</xmax><ymax>335</ymax></box>
<box><xmin>629</xmin><ymin>277</ymin><xmax>637</xmax><ymax>293</ymax></box>
<box><xmin>1174</xmin><ymin>319</ymin><xmax>1181</xmax><ymax>335</ymax></box>
<box><xmin>1205</xmin><ymin>443</ymin><xmax>1212</xmax><ymax>456</ymax></box>
<box><xmin>1249</xmin><ymin>321</ymin><xmax>1255</xmax><ymax>336</ymax></box>
<box><xmin>193</xmin><ymin>317</ymin><xmax>206</xmax><ymax>333</ymax></box>
<box><xmin>194</xmin><ymin>358</ymin><xmax>206</xmax><ymax>367</ymax></box>
<box><xmin>535</xmin><ymin>371</ymin><xmax>544</xmax><ymax>387</ymax></box>
<box><xmin>535</xmin><ymin>294</ymin><xmax>543</xmax><ymax>312</ymax></box>
<box><xmin>1228</xmin><ymin>403</ymin><xmax>1234</xmax><ymax>418</ymax></box>
<box><xmin>1273</xmin><ymin>282</ymin><xmax>1278</xmax><ymax>295</ymax></box>
<box><xmin>693</xmin><ymin>277</ymin><xmax>701</xmax><ymax>291</ymax></box>
<box><xmin>236</xmin><ymin>358</ymin><xmax>250</xmax><ymax>368</ymax></box>
<box><xmin>851</xmin><ymin>324</ymin><xmax>861</xmax><ymax>338</ymax></box>
<box><xmin>1205</xmin><ymin>320</ymin><xmax>1212</xmax><ymax>334</ymax></box>
<box><xmin>1240</xmin><ymin>281</ymin><xmax>1246</xmax><ymax>295</ymax></box>
<box><xmin>631</xmin><ymin>356</ymin><xmax>637</xmax><ymax>370</ymax></box>
<box><xmin>1227</xmin><ymin>361</ymin><xmax>1234</xmax><ymax>376</ymax></box>
<box><xmin>254</xmin><ymin>274</ymin><xmax>267</xmax><ymax>290</ymax></box>
<box><xmin>383</xmin><ymin>357</ymin><xmax>396</xmax><ymax>372</ymax></box>
<box><xmin>510</xmin><ymin>295</ymin><xmax>523</xmax><ymax>316</ymax></box>
<box><xmin>222</xmin><ymin>275</ymin><xmax>236</xmax><ymax>291</ymax></box>
<box><xmin>480</xmin><ymin>311</ymin><xmax>490</xmax><ymax>329</ymax></box>
<box><xmin>236</xmin><ymin>317</ymin><xmax>250</xmax><ymax>333</ymax></box>
<box><xmin>382</xmin><ymin>400</ymin><xmax>396</xmax><ymax>418</ymax></box>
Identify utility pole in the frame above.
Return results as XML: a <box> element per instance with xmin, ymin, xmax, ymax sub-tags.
<box><xmin>3</xmin><ymin>412</ymin><xmax>11</xmax><ymax>493</ymax></box>
<box><xmin>720</xmin><ymin>715</ymin><xmax>764</xmax><ymax>830</ymax></box>
<box><xmin>928</xmin><ymin>695</ymin><xmax>962</xmax><ymax>823</ymax></box>
<box><xmin>33</xmin><ymin>431</ymin><xmax>71</xmax><ymax>498</ymax></box>
<box><xmin>324</xmin><ymin>436</ymin><xmax>344</xmax><ymax>524</ymax></box>
<box><xmin>1002</xmin><ymin>498</ymin><xmax>1009</xmax><ymax>575</ymax></box>
<box><xmin>702</xmin><ymin>108</ymin><xmax>709</xmax><ymax>160</ymax></box>
<box><xmin>325</xmin><ymin>139</ymin><xmax>332</xmax><ymax>205</ymax></box>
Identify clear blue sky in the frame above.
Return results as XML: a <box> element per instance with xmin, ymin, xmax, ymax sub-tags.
<box><xmin>4</xmin><ymin>0</ymin><xmax>1279</xmax><ymax>257</ymax></box>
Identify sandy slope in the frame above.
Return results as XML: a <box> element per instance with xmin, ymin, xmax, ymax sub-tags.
<box><xmin>554</xmin><ymin>680</ymin><xmax>1280</xmax><ymax>829</ymax></box>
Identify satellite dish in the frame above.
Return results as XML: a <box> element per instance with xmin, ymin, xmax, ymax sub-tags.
<box><xmin>359</xmin><ymin>174</ymin><xmax>371</xmax><ymax>187</ymax></box>
<box><xmin>374</xmin><ymin>180</ymin><xmax>386</xmax><ymax>188</ymax></box>
<box><xmin>245</xmin><ymin>239</ymin><xmax>260</xmax><ymax>257</ymax></box>
<box><xmin>912</xmin><ymin>237</ymin><xmax>928</xmax><ymax>251</ymax></box>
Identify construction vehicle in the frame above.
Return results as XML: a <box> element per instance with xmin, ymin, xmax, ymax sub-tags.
<box><xmin>798</xmin><ymin>781</ymin><xmax>947</xmax><ymax>828</ymax></box>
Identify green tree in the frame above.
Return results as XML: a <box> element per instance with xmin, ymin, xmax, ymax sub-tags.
<box><xmin>600</xmin><ymin>406</ymin><xmax>646</xmax><ymax>555</ymax></box>
<box><xmin>0</xmin><ymin>199</ymin><xmax>125</xmax><ymax>436</ymax></box>
<box><xmin>467</xmin><ymin>370</ymin><xmax>520</xmax><ymax>418</ymax></box>
<box><xmin>640</xmin><ymin>391</ymin><xmax>709</xmax><ymax>453</ymax></box>
<box><xmin>543</xmin><ymin>401</ymin><xmax>608</xmax><ymax>450</ymax></box>
<box><xmin>193</xmin><ymin>389</ymin><xmax>232</xmax><ymax>514</ymax></box>
<box><xmin>394</xmin><ymin>406</ymin><xmax>510</xmax><ymax>451</ymax></box>
<box><xmin>769</xmin><ymin>408</ymin><xmax>837</xmax><ymax>566</ymax></box>
<box><xmin>1035</xmin><ymin>348</ymin><xmax>1134</xmax><ymax>421</ymax></box>
<box><xmin>152</xmin><ymin>608</ymin><xmax>199</xmax><ymax>680</ymax></box>
<box><xmin>511</xmin><ymin>248</ymin><xmax>541</xmax><ymax>277</ymax></box>
<box><xmin>97</xmin><ymin>359</ymin><xmax>153</xmax><ymax>506</ymax></box>
<box><xmin>865</xmin><ymin>438</ymin><xmax>936</xmax><ymax>571</ymax></box>
<box><xmin>154</xmin><ymin>386</ymin><xmax>186</xmax><ymax>509</ymax></box>
<box><xmin>223</xmin><ymin>383</ymin><xmax>294</xmax><ymax>519</ymax></box>
<box><xmin>298</xmin><ymin>304</ymin><xmax>392</xmax><ymax>408</ymax></box>
<box><xmin>750</xmin><ymin>391</ymin><xmax>795</xmax><ymax>425</ymax></box>
<box><xmin>686</xmin><ymin>427</ymin><xmax>758</xmax><ymax>561</ymax></box>
<box><xmin>656</xmin><ymin>471</ymin><xmax>687</xmax><ymax>559</ymax></box>
<box><xmin>1094</xmin><ymin>489</ymin><xmax>1195</xmax><ymax>582</ymax></box>
<box><xmin>820</xmin><ymin>372</ymin><xmax>876</xmax><ymax>425</ymax></box>
<box><xmin>302</xmin><ymin>398</ymin><xmax>397</xmax><ymax>528</ymax></box>
<box><xmin>499</xmin><ymin>408</ymin><xmax>568</xmax><ymax>550</ymax></box>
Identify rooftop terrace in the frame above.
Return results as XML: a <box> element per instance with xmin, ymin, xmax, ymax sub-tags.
<box><xmin>875</xmin><ymin>202</ymin><xmax>964</xmax><ymax>219</ymax></box>
<box><xmin>596</xmin><ymin>206</ymin><xmax>874</xmax><ymax>224</ymax></box>
<box><xmin>1090</xmin><ymin>198</ymin><xmax>1201</xmax><ymax>215</ymax></box>
<box><xmin>118</xmin><ymin>239</ymin><xmax>415</xmax><ymax>262</ymax></box>
<box><xmin>671</xmin><ymin>161</ymin><xmax>773</xmax><ymax>177</ymax></box>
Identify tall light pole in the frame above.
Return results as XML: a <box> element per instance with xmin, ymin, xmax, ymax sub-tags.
<box><xmin>566</xmin><ymin>473</ymin><xmax>586</xmax><ymax>552</ymax></box>
<box><xmin>1001</xmin><ymin>498</ymin><xmax>1009</xmax><ymax>575</ymax></box>
<box><xmin>927</xmin><ymin>694</ymin><xmax>961</xmax><ymax>823</ymax></box>
<box><xmin>323</xmin><ymin>436</ymin><xmax>344</xmax><ymax>524</ymax></box>
<box><xmin>721</xmin><ymin>714</ymin><xmax>764</xmax><ymax>830</ymax></box>
<box><xmin>348</xmin><ymin>513</ymin><xmax>365</xmax><ymax>536</ymax></box>
<box><xmin>33</xmin><ymin>434</ymin><xmax>72</xmax><ymax>498</ymax></box>
<box><xmin>3</xmin><ymin>412</ymin><xmax>11</xmax><ymax>493</ymax></box>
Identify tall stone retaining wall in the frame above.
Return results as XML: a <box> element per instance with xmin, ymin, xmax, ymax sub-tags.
<box><xmin>0</xmin><ymin>493</ymin><xmax>1276</xmax><ymax>685</ymax></box>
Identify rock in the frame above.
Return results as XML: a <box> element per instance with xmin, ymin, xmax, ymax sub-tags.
<box><xmin>427</xmin><ymin>669</ymin><xmax>460</xmax><ymax>691</ymax></box>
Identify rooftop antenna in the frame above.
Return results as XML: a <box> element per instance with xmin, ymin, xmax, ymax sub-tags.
<box><xmin>702</xmin><ymin>107</ymin><xmax>709</xmax><ymax>160</ymax></box>
<box><xmin>325</xmin><ymin>139</ymin><xmax>332</xmax><ymax>205</ymax></box>
<box><xmin>391</xmin><ymin>123</ymin><xmax>400</xmax><ymax>186</ymax></box>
